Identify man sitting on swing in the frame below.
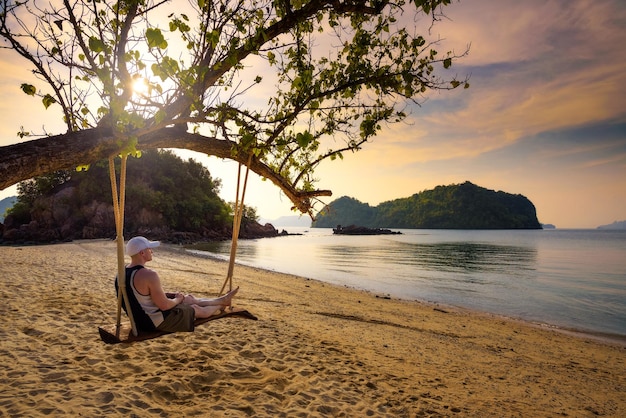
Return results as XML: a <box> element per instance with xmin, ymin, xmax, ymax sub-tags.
<box><xmin>117</xmin><ymin>236</ymin><xmax>239</xmax><ymax>333</ymax></box>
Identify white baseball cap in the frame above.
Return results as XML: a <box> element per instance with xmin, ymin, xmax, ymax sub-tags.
<box><xmin>126</xmin><ymin>236</ymin><xmax>160</xmax><ymax>256</ymax></box>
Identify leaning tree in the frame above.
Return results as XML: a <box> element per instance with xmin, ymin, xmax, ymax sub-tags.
<box><xmin>0</xmin><ymin>0</ymin><xmax>468</xmax><ymax>215</ymax></box>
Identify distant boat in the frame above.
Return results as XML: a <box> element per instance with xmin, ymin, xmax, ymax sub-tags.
<box><xmin>332</xmin><ymin>224</ymin><xmax>401</xmax><ymax>235</ymax></box>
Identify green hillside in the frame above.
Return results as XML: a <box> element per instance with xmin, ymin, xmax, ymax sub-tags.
<box><xmin>313</xmin><ymin>182</ymin><xmax>542</xmax><ymax>229</ymax></box>
<box><xmin>2</xmin><ymin>150</ymin><xmax>276</xmax><ymax>243</ymax></box>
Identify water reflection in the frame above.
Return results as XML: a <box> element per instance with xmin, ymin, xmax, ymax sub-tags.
<box><xmin>318</xmin><ymin>241</ymin><xmax>537</xmax><ymax>276</ymax></box>
<box><xmin>187</xmin><ymin>230</ymin><xmax>626</xmax><ymax>337</ymax></box>
<box><xmin>190</xmin><ymin>240</ymin><xmax>259</xmax><ymax>259</ymax></box>
<box><xmin>408</xmin><ymin>242</ymin><xmax>537</xmax><ymax>274</ymax></box>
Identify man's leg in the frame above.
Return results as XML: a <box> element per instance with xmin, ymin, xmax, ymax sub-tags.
<box><xmin>191</xmin><ymin>304</ymin><xmax>224</xmax><ymax>319</ymax></box>
<box><xmin>184</xmin><ymin>287</ymin><xmax>239</xmax><ymax>307</ymax></box>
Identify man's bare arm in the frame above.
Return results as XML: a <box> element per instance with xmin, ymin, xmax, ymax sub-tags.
<box><xmin>142</xmin><ymin>270</ymin><xmax>183</xmax><ymax>310</ymax></box>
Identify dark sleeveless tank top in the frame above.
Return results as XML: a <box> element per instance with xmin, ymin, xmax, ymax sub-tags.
<box><xmin>115</xmin><ymin>265</ymin><xmax>158</xmax><ymax>331</ymax></box>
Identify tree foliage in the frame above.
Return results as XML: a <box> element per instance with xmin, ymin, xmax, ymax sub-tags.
<box><xmin>313</xmin><ymin>182</ymin><xmax>542</xmax><ymax>229</ymax></box>
<box><xmin>0</xmin><ymin>0</ymin><xmax>468</xmax><ymax>215</ymax></box>
<box><xmin>8</xmin><ymin>170</ymin><xmax>73</xmax><ymax>224</ymax></box>
<box><xmin>6</xmin><ymin>150</ymin><xmax>240</xmax><ymax>238</ymax></box>
<box><xmin>119</xmin><ymin>150</ymin><xmax>232</xmax><ymax>231</ymax></box>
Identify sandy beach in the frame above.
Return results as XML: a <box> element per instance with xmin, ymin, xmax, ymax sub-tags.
<box><xmin>0</xmin><ymin>240</ymin><xmax>624</xmax><ymax>417</ymax></box>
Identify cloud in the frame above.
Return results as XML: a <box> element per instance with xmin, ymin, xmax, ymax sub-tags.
<box><xmin>380</xmin><ymin>0</ymin><xmax>626</xmax><ymax>166</ymax></box>
<box><xmin>1</xmin><ymin>0</ymin><xmax>624</xmax><ymax>227</ymax></box>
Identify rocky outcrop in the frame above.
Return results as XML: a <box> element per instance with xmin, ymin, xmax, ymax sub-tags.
<box><xmin>332</xmin><ymin>224</ymin><xmax>401</xmax><ymax>235</ymax></box>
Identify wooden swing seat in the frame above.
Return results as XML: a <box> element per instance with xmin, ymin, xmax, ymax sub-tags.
<box><xmin>102</xmin><ymin>154</ymin><xmax>256</xmax><ymax>345</ymax></box>
<box><xmin>98</xmin><ymin>307</ymin><xmax>258</xmax><ymax>344</ymax></box>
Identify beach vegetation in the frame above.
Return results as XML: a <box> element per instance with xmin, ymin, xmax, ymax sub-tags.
<box><xmin>3</xmin><ymin>150</ymin><xmax>268</xmax><ymax>242</ymax></box>
<box><xmin>0</xmin><ymin>0</ymin><xmax>469</xmax><ymax>217</ymax></box>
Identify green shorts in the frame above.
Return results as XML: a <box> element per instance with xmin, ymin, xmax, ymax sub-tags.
<box><xmin>157</xmin><ymin>304</ymin><xmax>195</xmax><ymax>333</ymax></box>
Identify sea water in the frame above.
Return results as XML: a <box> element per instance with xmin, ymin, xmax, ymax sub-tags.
<box><xmin>190</xmin><ymin>228</ymin><xmax>626</xmax><ymax>339</ymax></box>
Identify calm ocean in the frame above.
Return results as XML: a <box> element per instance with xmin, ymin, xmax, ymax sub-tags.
<box><xmin>191</xmin><ymin>228</ymin><xmax>626</xmax><ymax>340</ymax></box>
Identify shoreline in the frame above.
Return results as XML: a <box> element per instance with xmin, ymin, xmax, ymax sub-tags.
<box><xmin>185</xmin><ymin>243</ymin><xmax>626</xmax><ymax>348</ymax></box>
<box><xmin>1</xmin><ymin>240</ymin><xmax>624</xmax><ymax>417</ymax></box>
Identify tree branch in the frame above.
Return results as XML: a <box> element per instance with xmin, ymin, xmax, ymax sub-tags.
<box><xmin>0</xmin><ymin>129</ymin><xmax>331</xmax><ymax>213</ymax></box>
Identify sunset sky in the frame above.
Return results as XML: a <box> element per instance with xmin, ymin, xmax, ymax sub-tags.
<box><xmin>1</xmin><ymin>0</ymin><xmax>625</xmax><ymax>228</ymax></box>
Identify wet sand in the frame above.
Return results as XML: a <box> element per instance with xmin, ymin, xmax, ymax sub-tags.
<box><xmin>0</xmin><ymin>240</ymin><xmax>624</xmax><ymax>417</ymax></box>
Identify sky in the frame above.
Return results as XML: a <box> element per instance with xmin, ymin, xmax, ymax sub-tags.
<box><xmin>1</xmin><ymin>0</ymin><xmax>625</xmax><ymax>229</ymax></box>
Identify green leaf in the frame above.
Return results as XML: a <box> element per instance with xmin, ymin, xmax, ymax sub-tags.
<box><xmin>88</xmin><ymin>36</ymin><xmax>105</xmax><ymax>53</ymax></box>
<box><xmin>17</xmin><ymin>127</ymin><xmax>30</xmax><ymax>138</ymax></box>
<box><xmin>20</xmin><ymin>84</ymin><xmax>36</xmax><ymax>96</ymax></box>
<box><xmin>42</xmin><ymin>94</ymin><xmax>57</xmax><ymax>109</ymax></box>
<box><xmin>240</xmin><ymin>132</ymin><xmax>256</xmax><ymax>149</ymax></box>
<box><xmin>208</xmin><ymin>30</ymin><xmax>220</xmax><ymax>48</ymax></box>
<box><xmin>443</xmin><ymin>58</ymin><xmax>452</xmax><ymax>69</ymax></box>
<box><xmin>146</xmin><ymin>28</ymin><xmax>168</xmax><ymax>49</ymax></box>
<box><xmin>154</xmin><ymin>109</ymin><xmax>167</xmax><ymax>124</ymax></box>
<box><xmin>151</xmin><ymin>59</ymin><xmax>180</xmax><ymax>82</ymax></box>
<box><xmin>296</xmin><ymin>131</ymin><xmax>313</xmax><ymax>148</ymax></box>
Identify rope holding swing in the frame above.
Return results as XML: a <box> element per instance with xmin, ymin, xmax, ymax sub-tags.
<box><xmin>219</xmin><ymin>153</ymin><xmax>253</xmax><ymax>296</ymax></box>
<box><xmin>99</xmin><ymin>151</ymin><xmax>260</xmax><ymax>343</ymax></box>
<box><xmin>109</xmin><ymin>155</ymin><xmax>138</xmax><ymax>337</ymax></box>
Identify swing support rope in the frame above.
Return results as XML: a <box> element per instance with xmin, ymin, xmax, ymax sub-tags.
<box><xmin>107</xmin><ymin>151</ymin><xmax>251</xmax><ymax>337</ymax></box>
<box><xmin>109</xmin><ymin>155</ymin><xmax>138</xmax><ymax>337</ymax></box>
<box><xmin>219</xmin><ymin>153</ymin><xmax>253</xmax><ymax>296</ymax></box>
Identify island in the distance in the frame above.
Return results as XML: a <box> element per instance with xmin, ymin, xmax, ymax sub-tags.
<box><xmin>597</xmin><ymin>220</ymin><xmax>626</xmax><ymax>230</ymax></box>
<box><xmin>312</xmin><ymin>181</ymin><xmax>542</xmax><ymax>230</ymax></box>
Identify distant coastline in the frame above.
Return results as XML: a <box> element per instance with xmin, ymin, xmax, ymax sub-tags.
<box><xmin>597</xmin><ymin>220</ymin><xmax>626</xmax><ymax>230</ymax></box>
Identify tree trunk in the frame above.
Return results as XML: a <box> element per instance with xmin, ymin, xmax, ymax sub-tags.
<box><xmin>0</xmin><ymin>127</ymin><xmax>330</xmax><ymax>214</ymax></box>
